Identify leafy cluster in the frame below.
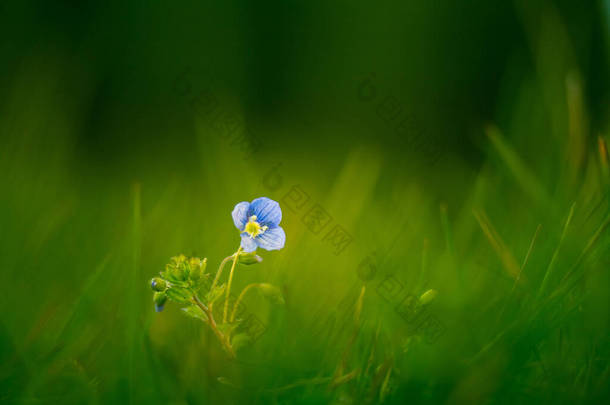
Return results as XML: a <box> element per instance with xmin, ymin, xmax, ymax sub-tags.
<box><xmin>150</xmin><ymin>252</ymin><xmax>283</xmax><ymax>358</ymax></box>
<box><xmin>151</xmin><ymin>255</ymin><xmax>208</xmax><ymax>311</ymax></box>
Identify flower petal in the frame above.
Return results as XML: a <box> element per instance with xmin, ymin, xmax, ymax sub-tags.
<box><xmin>240</xmin><ymin>233</ymin><xmax>258</xmax><ymax>252</ymax></box>
<box><xmin>255</xmin><ymin>226</ymin><xmax>285</xmax><ymax>251</ymax></box>
<box><xmin>249</xmin><ymin>197</ymin><xmax>282</xmax><ymax>227</ymax></box>
<box><xmin>232</xmin><ymin>202</ymin><xmax>250</xmax><ymax>230</ymax></box>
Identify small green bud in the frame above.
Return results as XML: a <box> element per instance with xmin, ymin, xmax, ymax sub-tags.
<box><xmin>153</xmin><ymin>292</ymin><xmax>167</xmax><ymax>312</ymax></box>
<box><xmin>151</xmin><ymin>277</ymin><xmax>167</xmax><ymax>292</ymax></box>
<box><xmin>237</xmin><ymin>251</ymin><xmax>263</xmax><ymax>265</ymax></box>
<box><xmin>171</xmin><ymin>254</ymin><xmax>187</xmax><ymax>266</ymax></box>
<box><xmin>163</xmin><ymin>255</ymin><xmax>187</xmax><ymax>280</ymax></box>
<box><xmin>257</xmin><ymin>283</ymin><xmax>284</xmax><ymax>304</ymax></box>
<box><xmin>187</xmin><ymin>257</ymin><xmax>200</xmax><ymax>280</ymax></box>
<box><xmin>188</xmin><ymin>257</ymin><xmax>207</xmax><ymax>281</ymax></box>
<box><xmin>170</xmin><ymin>264</ymin><xmax>187</xmax><ymax>282</ymax></box>
<box><xmin>419</xmin><ymin>289</ymin><xmax>438</xmax><ymax>305</ymax></box>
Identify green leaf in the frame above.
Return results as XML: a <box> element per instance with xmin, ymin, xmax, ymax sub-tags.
<box><xmin>165</xmin><ymin>286</ymin><xmax>193</xmax><ymax>303</ymax></box>
<box><xmin>217</xmin><ymin>321</ymin><xmax>240</xmax><ymax>336</ymax></box>
<box><xmin>161</xmin><ymin>268</ymin><xmax>188</xmax><ymax>286</ymax></box>
<box><xmin>193</xmin><ymin>273</ymin><xmax>211</xmax><ymax>291</ymax></box>
<box><xmin>181</xmin><ymin>304</ymin><xmax>208</xmax><ymax>322</ymax></box>
<box><xmin>205</xmin><ymin>284</ymin><xmax>226</xmax><ymax>305</ymax></box>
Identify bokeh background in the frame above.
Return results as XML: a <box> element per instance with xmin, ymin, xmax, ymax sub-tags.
<box><xmin>1</xmin><ymin>1</ymin><xmax>609</xmax><ymax>404</ymax></box>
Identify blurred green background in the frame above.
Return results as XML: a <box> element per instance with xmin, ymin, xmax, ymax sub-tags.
<box><xmin>1</xmin><ymin>0</ymin><xmax>609</xmax><ymax>404</ymax></box>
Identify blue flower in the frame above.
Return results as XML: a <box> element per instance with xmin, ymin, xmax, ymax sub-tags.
<box><xmin>232</xmin><ymin>197</ymin><xmax>286</xmax><ymax>252</ymax></box>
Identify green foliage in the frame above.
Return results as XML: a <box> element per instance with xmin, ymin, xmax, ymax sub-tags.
<box><xmin>217</xmin><ymin>322</ymin><xmax>241</xmax><ymax>337</ymax></box>
<box><xmin>164</xmin><ymin>286</ymin><xmax>192</xmax><ymax>304</ymax></box>
<box><xmin>205</xmin><ymin>284</ymin><xmax>226</xmax><ymax>305</ymax></box>
<box><xmin>181</xmin><ymin>304</ymin><xmax>208</xmax><ymax>322</ymax></box>
<box><xmin>187</xmin><ymin>257</ymin><xmax>207</xmax><ymax>281</ymax></box>
<box><xmin>1</xmin><ymin>2</ymin><xmax>608</xmax><ymax>402</ymax></box>
<box><xmin>148</xmin><ymin>248</ymin><xmax>283</xmax><ymax>362</ymax></box>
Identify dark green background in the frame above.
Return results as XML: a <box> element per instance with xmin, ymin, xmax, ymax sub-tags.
<box><xmin>1</xmin><ymin>1</ymin><xmax>609</xmax><ymax>404</ymax></box>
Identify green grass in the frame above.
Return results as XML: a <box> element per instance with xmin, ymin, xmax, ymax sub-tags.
<box><xmin>1</xmin><ymin>29</ymin><xmax>609</xmax><ymax>405</ymax></box>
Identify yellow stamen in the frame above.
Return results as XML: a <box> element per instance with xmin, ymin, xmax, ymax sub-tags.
<box><xmin>244</xmin><ymin>215</ymin><xmax>267</xmax><ymax>238</ymax></box>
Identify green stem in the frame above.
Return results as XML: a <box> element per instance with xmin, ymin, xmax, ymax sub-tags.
<box><xmin>230</xmin><ymin>283</ymin><xmax>261</xmax><ymax>323</ymax></box>
<box><xmin>211</xmin><ymin>255</ymin><xmax>234</xmax><ymax>292</ymax></box>
<box><xmin>192</xmin><ymin>295</ymin><xmax>235</xmax><ymax>358</ymax></box>
<box><xmin>209</xmin><ymin>254</ymin><xmax>235</xmax><ymax>312</ymax></box>
<box><xmin>223</xmin><ymin>246</ymin><xmax>243</xmax><ymax>323</ymax></box>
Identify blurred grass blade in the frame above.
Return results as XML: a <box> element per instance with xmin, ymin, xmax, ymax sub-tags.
<box><xmin>537</xmin><ymin>203</ymin><xmax>575</xmax><ymax>300</ymax></box>
<box><xmin>485</xmin><ymin>125</ymin><xmax>551</xmax><ymax>208</ymax></box>
<box><xmin>521</xmin><ymin>223</ymin><xmax>542</xmax><ymax>271</ymax></box>
<box><xmin>556</xmin><ymin>212</ymin><xmax>610</xmax><ymax>291</ymax></box>
<box><xmin>598</xmin><ymin>136</ymin><xmax>610</xmax><ymax>190</ymax></box>
<box><xmin>474</xmin><ymin>210</ymin><xmax>522</xmax><ymax>281</ymax></box>
<box><xmin>565</xmin><ymin>72</ymin><xmax>588</xmax><ymax>188</ymax></box>
<box><xmin>497</xmin><ymin>224</ymin><xmax>542</xmax><ymax>323</ymax></box>
<box><xmin>353</xmin><ymin>285</ymin><xmax>366</xmax><ymax>326</ymax></box>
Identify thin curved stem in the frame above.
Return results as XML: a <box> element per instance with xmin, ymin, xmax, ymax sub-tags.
<box><xmin>209</xmin><ymin>255</ymin><xmax>234</xmax><ymax>312</ymax></box>
<box><xmin>223</xmin><ymin>246</ymin><xmax>243</xmax><ymax>323</ymax></box>
<box><xmin>230</xmin><ymin>283</ymin><xmax>261</xmax><ymax>323</ymax></box>
<box><xmin>211</xmin><ymin>255</ymin><xmax>234</xmax><ymax>292</ymax></box>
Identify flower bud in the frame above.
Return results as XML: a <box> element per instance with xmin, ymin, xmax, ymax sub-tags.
<box><xmin>419</xmin><ymin>289</ymin><xmax>438</xmax><ymax>306</ymax></box>
<box><xmin>238</xmin><ymin>251</ymin><xmax>263</xmax><ymax>265</ymax></box>
<box><xmin>172</xmin><ymin>254</ymin><xmax>187</xmax><ymax>266</ymax></box>
<box><xmin>189</xmin><ymin>257</ymin><xmax>207</xmax><ymax>281</ymax></box>
<box><xmin>151</xmin><ymin>277</ymin><xmax>167</xmax><ymax>292</ymax></box>
<box><xmin>153</xmin><ymin>292</ymin><xmax>167</xmax><ymax>312</ymax></box>
<box><xmin>257</xmin><ymin>283</ymin><xmax>284</xmax><ymax>304</ymax></box>
<box><xmin>170</xmin><ymin>264</ymin><xmax>187</xmax><ymax>282</ymax></box>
